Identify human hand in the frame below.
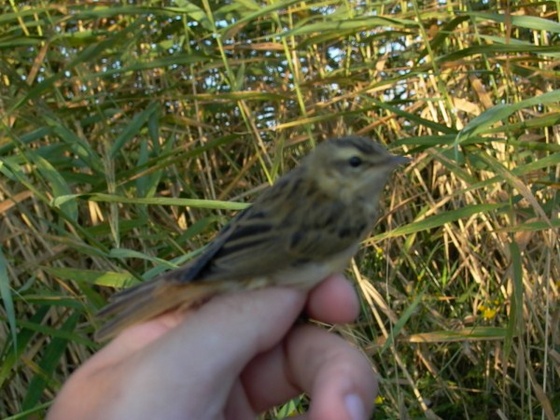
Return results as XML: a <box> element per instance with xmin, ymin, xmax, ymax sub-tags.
<box><xmin>48</xmin><ymin>274</ymin><xmax>378</xmax><ymax>420</ymax></box>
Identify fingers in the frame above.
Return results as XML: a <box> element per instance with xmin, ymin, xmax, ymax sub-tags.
<box><xmin>50</xmin><ymin>288</ymin><xmax>309</xmax><ymax>420</ymax></box>
<box><xmin>306</xmin><ymin>274</ymin><xmax>360</xmax><ymax>323</ymax></box>
<box><xmin>98</xmin><ymin>288</ymin><xmax>308</xmax><ymax>419</ymax></box>
<box><xmin>88</xmin><ymin>310</ymin><xmax>187</xmax><ymax>370</ymax></box>
<box><xmin>96</xmin><ymin>274</ymin><xmax>360</xmax><ymax>390</ymax></box>
<box><xmin>288</xmin><ymin>325</ymin><xmax>377</xmax><ymax>420</ymax></box>
<box><xmin>95</xmin><ymin>273</ymin><xmax>358</xmax><ymax>367</ymax></box>
<box><xmin>242</xmin><ymin>324</ymin><xmax>377</xmax><ymax>420</ymax></box>
<box><xmin>49</xmin><ymin>275</ymin><xmax>368</xmax><ymax>420</ymax></box>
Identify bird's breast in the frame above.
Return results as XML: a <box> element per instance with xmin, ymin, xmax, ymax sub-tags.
<box><xmin>249</xmin><ymin>243</ymin><xmax>360</xmax><ymax>290</ymax></box>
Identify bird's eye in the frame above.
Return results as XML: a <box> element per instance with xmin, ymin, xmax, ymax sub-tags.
<box><xmin>348</xmin><ymin>156</ymin><xmax>362</xmax><ymax>167</ymax></box>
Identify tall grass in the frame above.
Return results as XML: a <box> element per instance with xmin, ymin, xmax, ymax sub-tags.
<box><xmin>1</xmin><ymin>1</ymin><xmax>558</xmax><ymax>418</ymax></box>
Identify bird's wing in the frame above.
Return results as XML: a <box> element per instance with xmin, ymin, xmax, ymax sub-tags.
<box><xmin>174</xmin><ymin>194</ymin><xmax>369</xmax><ymax>283</ymax></box>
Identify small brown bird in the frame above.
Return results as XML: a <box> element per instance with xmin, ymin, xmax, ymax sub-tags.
<box><xmin>95</xmin><ymin>136</ymin><xmax>408</xmax><ymax>341</ymax></box>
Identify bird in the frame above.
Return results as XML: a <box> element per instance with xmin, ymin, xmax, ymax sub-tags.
<box><xmin>95</xmin><ymin>136</ymin><xmax>409</xmax><ymax>341</ymax></box>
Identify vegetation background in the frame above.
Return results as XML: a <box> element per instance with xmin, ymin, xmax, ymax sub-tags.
<box><xmin>1</xmin><ymin>0</ymin><xmax>559</xmax><ymax>418</ymax></box>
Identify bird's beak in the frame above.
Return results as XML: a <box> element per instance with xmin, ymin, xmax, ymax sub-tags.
<box><xmin>386</xmin><ymin>155</ymin><xmax>410</xmax><ymax>166</ymax></box>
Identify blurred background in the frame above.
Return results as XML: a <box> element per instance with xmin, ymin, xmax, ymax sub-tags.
<box><xmin>0</xmin><ymin>1</ymin><xmax>559</xmax><ymax>418</ymax></box>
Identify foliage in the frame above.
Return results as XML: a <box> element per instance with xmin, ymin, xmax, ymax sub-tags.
<box><xmin>1</xmin><ymin>0</ymin><xmax>559</xmax><ymax>418</ymax></box>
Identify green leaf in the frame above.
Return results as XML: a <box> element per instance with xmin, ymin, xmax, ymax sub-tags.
<box><xmin>382</xmin><ymin>291</ymin><xmax>424</xmax><ymax>353</ymax></box>
<box><xmin>110</xmin><ymin>102</ymin><xmax>160</xmax><ymax>158</ymax></box>
<box><xmin>409</xmin><ymin>327</ymin><xmax>510</xmax><ymax>343</ymax></box>
<box><xmin>466</xmin><ymin>11</ymin><xmax>560</xmax><ymax>33</ymax></box>
<box><xmin>0</xmin><ymin>307</ymin><xmax>50</xmax><ymax>390</ymax></box>
<box><xmin>374</xmin><ymin>203</ymin><xmax>510</xmax><ymax>240</ymax></box>
<box><xmin>42</xmin><ymin>267</ymin><xmax>133</xmax><ymax>287</ymax></box>
<box><xmin>172</xmin><ymin>0</ymin><xmax>214</xmax><ymax>30</ymax></box>
<box><xmin>85</xmin><ymin>193</ymin><xmax>250</xmax><ymax>210</ymax></box>
<box><xmin>457</xmin><ymin>90</ymin><xmax>560</xmax><ymax>142</ymax></box>
<box><xmin>27</xmin><ymin>152</ymin><xmax>78</xmax><ymax>222</ymax></box>
<box><xmin>0</xmin><ymin>247</ymin><xmax>16</xmax><ymax>351</ymax></box>
<box><xmin>108</xmin><ymin>248</ymin><xmax>178</xmax><ymax>268</ymax></box>
<box><xmin>21</xmin><ymin>312</ymin><xmax>81</xmax><ymax>410</ymax></box>
<box><xmin>284</xmin><ymin>15</ymin><xmax>416</xmax><ymax>37</ymax></box>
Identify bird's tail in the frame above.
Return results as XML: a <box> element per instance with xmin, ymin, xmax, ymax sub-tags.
<box><xmin>94</xmin><ymin>278</ymin><xmax>227</xmax><ymax>342</ymax></box>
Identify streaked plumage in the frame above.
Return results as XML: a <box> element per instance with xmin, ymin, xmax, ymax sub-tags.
<box><xmin>95</xmin><ymin>136</ymin><xmax>408</xmax><ymax>341</ymax></box>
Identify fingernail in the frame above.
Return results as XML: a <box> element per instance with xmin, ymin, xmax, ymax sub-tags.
<box><xmin>344</xmin><ymin>393</ymin><xmax>366</xmax><ymax>420</ymax></box>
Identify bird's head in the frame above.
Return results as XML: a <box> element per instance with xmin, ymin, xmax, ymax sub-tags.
<box><xmin>305</xmin><ymin>136</ymin><xmax>409</xmax><ymax>205</ymax></box>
